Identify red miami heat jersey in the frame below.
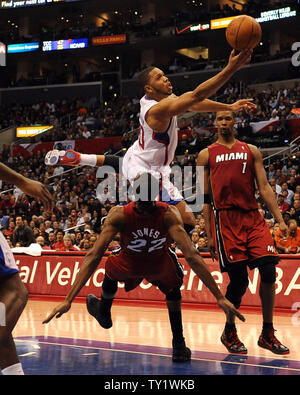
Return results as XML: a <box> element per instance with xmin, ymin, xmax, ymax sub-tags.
<box><xmin>208</xmin><ymin>140</ymin><xmax>258</xmax><ymax>210</ymax></box>
<box><xmin>121</xmin><ymin>201</ymin><xmax>170</xmax><ymax>260</ymax></box>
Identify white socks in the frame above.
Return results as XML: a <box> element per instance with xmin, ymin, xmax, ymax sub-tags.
<box><xmin>2</xmin><ymin>362</ymin><xmax>24</xmax><ymax>375</ymax></box>
<box><xmin>80</xmin><ymin>154</ymin><xmax>97</xmax><ymax>167</ymax></box>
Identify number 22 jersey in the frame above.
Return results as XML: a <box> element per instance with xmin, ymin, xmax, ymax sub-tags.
<box><xmin>120</xmin><ymin>201</ymin><xmax>171</xmax><ymax>262</ymax></box>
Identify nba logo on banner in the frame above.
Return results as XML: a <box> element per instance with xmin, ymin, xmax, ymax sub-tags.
<box><xmin>0</xmin><ymin>42</ymin><xmax>6</xmax><ymax>66</ymax></box>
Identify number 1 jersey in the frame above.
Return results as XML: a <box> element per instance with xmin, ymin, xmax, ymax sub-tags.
<box><xmin>208</xmin><ymin>140</ymin><xmax>258</xmax><ymax>210</ymax></box>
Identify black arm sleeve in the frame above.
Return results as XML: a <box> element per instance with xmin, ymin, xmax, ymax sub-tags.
<box><xmin>103</xmin><ymin>155</ymin><xmax>123</xmax><ymax>175</ymax></box>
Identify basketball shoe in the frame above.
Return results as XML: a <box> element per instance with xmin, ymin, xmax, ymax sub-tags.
<box><xmin>172</xmin><ymin>339</ymin><xmax>191</xmax><ymax>362</ymax></box>
<box><xmin>44</xmin><ymin>149</ymin><xmax>81</xmax><ymax>166</ymax></box>
<box><xmin>86</xmin><ymin>294</ymin><xmax>113</xmax><ymax>329</ymax></box>
<box><xmin>221</xmin><ymin>328</ymin><xmax>247</xmax><ymax>354</ymax></box>
<box><xmin>257</xmin><ymin>329</ymin><xmax>289</xmax><ymax>355</ymax></box>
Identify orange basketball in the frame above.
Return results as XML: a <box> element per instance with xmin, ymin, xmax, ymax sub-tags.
<box><xmin>226</xmin><ymin>15</ymin><xmax>262</xmax><ymax>51</ymax></box>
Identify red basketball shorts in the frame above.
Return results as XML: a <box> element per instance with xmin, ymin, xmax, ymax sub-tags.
<box><xmin>211</xmin><ymin>208</ymin><xmax>279</xmax><ymax>272</ymax></box>
<box><xmin>105</xmin><ymin>248</ymin><xmax>183</xmax><ymax>293</ymax></box>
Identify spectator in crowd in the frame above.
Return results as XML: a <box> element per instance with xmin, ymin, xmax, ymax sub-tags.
<box><xmin>197</xmin><ymin>237</ymin><xmax>209</xmax><ymax>253</ymax></box>
<box><xmin>53</xmin><ymin>230</ymin><xmax>65</xmax><ymax>251</ymax></box>
<box><xmin>277</xmin><ymin>193</ymin><xmax>289</xmax><ymax>214</ymax></box>
<box><xmin>47</xmin><ymin>231</ymin><xmax>57</xmax><ymax>249</ymax></box>
<box><xmin>191</xmin><ymin>231</ymin><xmax>200</xmax><ymax>249</ymax></box>
<box><xmin>61</xmin><ymin>235</ymin><xmax>80</xmax><ymax>252</ymax></box>
<box><xmin>274</xmin><ymin>219</ymin><xmax>300</xmax><ymax>254</ymax></box>
<box><xmin>80</xmin><ymin>239</ymin><xmax>91</xmax><ymax>251</ymax></box>
<box><xmin>13</xmin><ymin>216</ymin><xmax>35</xmax><ymax>247</ymax></box>
<box><xmin>36</xmin><ymin>235</ymin><xmax>51</xmax><ymax>250</ymax></box>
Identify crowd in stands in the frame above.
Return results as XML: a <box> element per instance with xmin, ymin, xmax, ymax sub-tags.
<box><xmin>1</xmin><ymin>142</ymin><xmax>299</xmax><ymax>254</ymax></box>
<box><xmin>1</xmin><ymin>76</ymin><xmax>300</xmax><ymax>254</ymax></box>
<box><xmin>2</xmin><ymin>79</ymin><xmax>298</xmax><ymax>151</ymax></box>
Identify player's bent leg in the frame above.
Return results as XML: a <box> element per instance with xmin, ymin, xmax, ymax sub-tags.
<box><xmin>165</xmin><ymin>288</ymin><xmax>191</xmax><ymax>362</ymax></box>
<box><xmin>0</xmin><ymin>273</ymin><xmax>28</xmax><ymax>373</ymax></box>
<box><xmin>45</xmin><ymin>150</ymin><xmax>81</xmax><ymax>166</ymax></box>
<box><xmin>86</xmin><ymin>274</ymin><xmax>118</xmax><ymax>329</ymax></box>
<box><xmin>221</xmin><ymin>265</ymin><xmax>248</xmax><ymax>354</ymax></box>
<box><xmin>45</xmin><ymin>149</ymin><xmax>106</xmax><ymax>168</ymax></box>
<box><xmin>174</xmin><ymin>200</ymin><xmax>196</xmax><ymax>228</ymax></box>
<box><xmin>257</xmin><ymin>261</ymin><xmax>289</xmax><ymax>355</ymax></box>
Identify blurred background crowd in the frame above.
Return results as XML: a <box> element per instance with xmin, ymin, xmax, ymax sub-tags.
<box><xmin>0</xmin><ymin>0</ymin><xmax>300</xmax><ymax>254</ymax></box>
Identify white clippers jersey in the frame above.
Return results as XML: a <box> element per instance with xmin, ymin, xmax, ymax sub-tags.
<box><xmin>126</xmin><ymin>95</ymin><xmax>178</xmax><ymax>171</ymax></box>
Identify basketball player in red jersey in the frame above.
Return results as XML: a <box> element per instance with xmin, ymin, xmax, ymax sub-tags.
<box><xmin>197</xmin><ymin>111</ymin><xmax>289</xmax><ymax>355</ymax></box>
<box><xmin>43</xmin><ymin>173</ymin><xmax>245</xmax><ymax>362</ymax></box>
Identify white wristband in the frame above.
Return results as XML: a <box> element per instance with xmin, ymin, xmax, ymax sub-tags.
<box><xmin>80</xmin><ymin>154</ymin><xmax>97</xmax><ymax>167</ymax></box>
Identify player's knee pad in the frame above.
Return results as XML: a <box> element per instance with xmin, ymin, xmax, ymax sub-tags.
<box><xmin>258</xmin><ymin>262</ymin><xmax>276</xmax><ymax>284</ymax></box>
<box><xmin>225</xmin><ymin>268</ymin><xmax>249</xmax><ymax>309</ymax></box>
<box><xmin>165</xmin><ymin>287</ymin><xmax>182</xmax><ymax>301</ymax></box>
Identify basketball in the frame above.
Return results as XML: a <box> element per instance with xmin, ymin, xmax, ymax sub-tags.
<box><xmin>226</xmin><ymin>15</ymin><xmax>262</xmax><ymax>51</ymax></box>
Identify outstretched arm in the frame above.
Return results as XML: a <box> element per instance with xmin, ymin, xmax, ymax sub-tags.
<box><xmin>147</xmin><ymin>49</ymin><xmax>252</xmax><ymax>131</ymax></box>
<box><xmin>0</xmin><ymin>162</ymin><xmax>53</xmax><ymax>210</ymax></box>
<box><xmin>43</xmin><ymin>206</ymin><xmax>125</xmax><ymax>323</ymax></box>
<box><xmin>164</xmin><ymin>206</ymin><xmax>245</xmax><ymax>321</ymax></box>
<box><xmin>189</xmin><ymin>98</ymin><xmax>255</xmax><ymax>113</ymax></box>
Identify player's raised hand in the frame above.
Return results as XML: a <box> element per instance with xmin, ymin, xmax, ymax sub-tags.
<box><xmin>42</xmin><ymin>300</ymin><xmax>71</xmax><ymax>324</ymax></box>
<box><xmin>218</xmin><ymin>297</ymin><xmax>246</xmax><ymax>322</ymax></box>
<box><xmin>228</xmin><ymin>49</ymin><xmax>253</xmax><ymax>71</ymax></box>
<box><xmin>19</xmin><ymin>178</ymin><xmax>54</xmax><ymax>211</ymax></box>
<box><xmin>230</xmin><ymin>99</ymin><xmax>255</xmax><ymax>112</ymax></box>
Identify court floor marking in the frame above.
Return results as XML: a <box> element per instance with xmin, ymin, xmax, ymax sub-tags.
<box><xmin>15</xmin><ymin>337</ymin><xmax>300</xmax><ymax>373</ymax></box>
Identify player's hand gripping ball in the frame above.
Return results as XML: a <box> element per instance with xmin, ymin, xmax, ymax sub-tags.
<box><xmin>226</xmin><ymin>15</ymin><xmax>262</xmax><ymax>51</ymax></box>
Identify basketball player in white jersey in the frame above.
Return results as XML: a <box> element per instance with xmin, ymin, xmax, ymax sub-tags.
<box><xmin>45</xmin><ymin>49</ymin><xmax>254</xmax><ymax>231</ymax></box>
<box><xmin>0</xmin><ymin>162</ymin><xmax>53</xmax><ymax>375</ymax></box>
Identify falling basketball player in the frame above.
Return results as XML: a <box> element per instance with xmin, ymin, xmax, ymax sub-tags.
<box><xmin>43</xmin><ymin>173</ymin><xmax>245</xmax><ymax>362</ymax></box>
<box><xmin>45</xmin><ymin>49</ymin><xmax>254</xmax><ymax>235</ymax></box>
<box><xmin>197</xmin><ymin>110</ymin><xmax>289</xmax><ymax>355</ymax></box>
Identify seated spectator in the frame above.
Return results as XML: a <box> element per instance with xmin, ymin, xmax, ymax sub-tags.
<box><xmin>47</xmin><ymin>231</ymin><xmax>56</xmax><ymax>249</ymax></box>
<box><xmin>89</xmin><ymin>235</ymin><xmax>97</xmax><ymax>248</ymax></box>
<box><xmin>290</xmin><ymin>201</ymin><xmax>300</xmax><ymax>225</ymax></box>
<box><xmin>5</xmin><ymin>236</ymin><xmax>13</xmax><ymax>248</ymax></box>
<box><xmin>2</xmin><ymin>221</ymin><xmax>15</xmax><ymax>238</ymax></box>
<box><xmin>0</xmin><ymin>193</ymin><xmax>15</xmax><ymax>211</ymax></box>
<box><xmin>61</xmin><ymin>235</ymin><xmax>80</xmax><ymax>251</ymax></box>
<box><xmin>13</xmin><ymin>216</ymin><xmax>35</xmax><ymax>247</ymax></box>
<box><xmin>36</xmin><ymin>235</ymin><xmax>51</xmax><ymax>250</ymax></box>
<box><xmin>191</xmin><ymin>231</ymin><xmax>200</xmax><ymax>248</ymax></box>
<box><xmin>274</xmin><ymin>219</ymin><xmax>300</xmax><ymax>254</ymax></box>
<box><xmin>280</xmin><ymin>182</ymin><xmax>294</xmax><ymax>205</ymax></box>
<box><xmin>80</xmin><ymin>239</ymin><xmax>91</xmax><ymax>251</ymax></box>
<box><xmin>277</xmin><ymin>193</ymin><xmax>289</xmax><ymax>214</ymax></box>
<box><xmin>53</xmin><ymin>230</ymin><xmax>65</xmax><ymax>250</ymax></box>
<box><xmin>197</xmin><ymin>237</ymin><xmax>209</xmax><ymax>252</ymax></box>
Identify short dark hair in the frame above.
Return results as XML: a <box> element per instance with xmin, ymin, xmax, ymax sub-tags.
<box><xmin>137</xmin><ymin>66</ymin><xmax>156</xmax><ymax>89</ymax></box>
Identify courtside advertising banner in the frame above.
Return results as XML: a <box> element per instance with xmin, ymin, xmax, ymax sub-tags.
<box><xmin>15</xmin><ymin>252</ymin><xmax>300</xmax><ymax>309</ymax></box>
